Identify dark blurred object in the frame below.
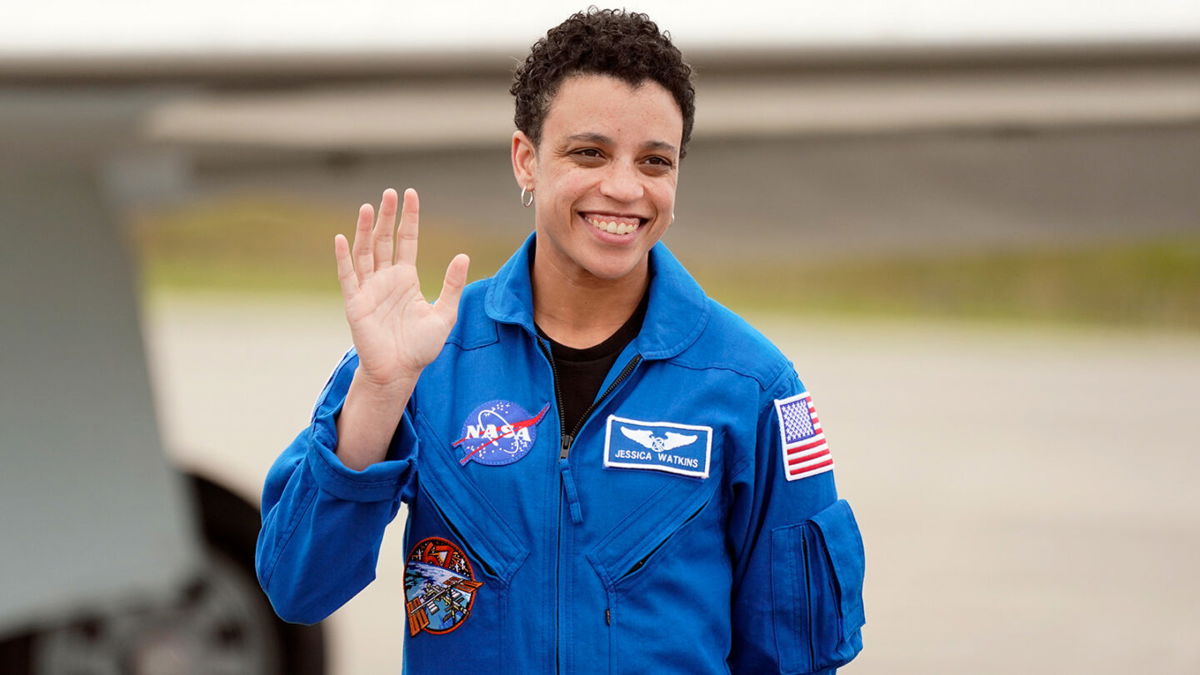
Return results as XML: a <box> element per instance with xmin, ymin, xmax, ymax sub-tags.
<box><xmin>0</xmin><ymin>477</ymin><xmax>325</xmax><ymax>674</ymax></box>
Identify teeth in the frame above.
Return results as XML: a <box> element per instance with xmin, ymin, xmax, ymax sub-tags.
<box><xmin>585</xmin><ymin>215</ymin><xmax>640</xmax><ymax>236</ymax></box>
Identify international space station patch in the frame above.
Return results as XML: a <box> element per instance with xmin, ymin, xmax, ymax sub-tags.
<box><xmin>602</xmin><ymin>415</ymin><xmax>713</xmax><ymax>479</ymax></box>
<box><xmin>452</xmin><ymin>399</ymin><xmax>549</xmax><ymax>466</ymax></box>
<box><xmin>404</xmin><ymin>537</ymin><xmax>484</xmax><ymax>636</ymax></box>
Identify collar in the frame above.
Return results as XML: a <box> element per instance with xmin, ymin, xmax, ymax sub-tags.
<box><xmin>483</xmin><ymin>232</ymin><xmax>711</xmax><ymax>361</ymax></box>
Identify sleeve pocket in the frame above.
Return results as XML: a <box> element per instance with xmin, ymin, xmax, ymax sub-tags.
<box><xmin>770</xmin><ymin>499</ymin><xmax>866</xmax><ymax>674</ymax></box>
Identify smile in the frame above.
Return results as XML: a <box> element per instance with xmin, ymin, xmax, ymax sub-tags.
<box><xmin>581</xmin><ymin>212</ymin><xmax>645</xmax><ymax>236</ymax></box>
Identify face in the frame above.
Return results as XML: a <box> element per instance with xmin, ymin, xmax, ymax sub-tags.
<box><xmin>512</xmin><ymin>74</ymin><xmax>683</xmax><ymax>283</ymax></box>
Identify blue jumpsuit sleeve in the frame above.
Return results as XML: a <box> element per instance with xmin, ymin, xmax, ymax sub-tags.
<box><xmin>254</xmin><ymin>348</ymin><xmax>419</xmax><ymax>625</ymax></box>
<box><xmin>727</xmin><ymin>367</ymin><xmax>866</xmax><ymax>674</ymax></box>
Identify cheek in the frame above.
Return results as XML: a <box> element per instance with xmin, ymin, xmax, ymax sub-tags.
<box><xmin>653</xmin><ymin>181</ymin><xmax>678</xmax><ymax>210</ymax></box>
<box><xmin>543</xmin><ymin>171</ymin><xmax>590</xmax><ymax>205</ymax></box>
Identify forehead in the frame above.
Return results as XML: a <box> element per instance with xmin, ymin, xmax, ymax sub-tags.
<box><xmin>542</xmin><ymin>74</ymin><xmax>683</xmax><ymax>147</ymax></box>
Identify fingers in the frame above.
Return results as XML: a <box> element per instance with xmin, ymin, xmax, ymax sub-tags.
<box><xmin>333</xmin><ymin>234</ymin><xmax>358</xmax><ymax>301</ymax></box>
<box><xmin>433</xmin><ymin>254</ymin><xmax>471</xmax><ymax>326</ymax></box>
<box><xmin>345</xmin><ymin>187</ymin><xmax>415</xmax><ymax>288</ymax></box>
<box><xmin>351</xmin><ymin>203</ymin><xmax>375</xmax><ymax>284</ymax></box>
<box><xmin>373</xmin><ymin>188</ymin><xmax>398</xmax><ymax>271</ymax></box>
<box><xmin>396</xmin><ymin>188</ymin><xmax>420</xmax><ymax>267</ymax></box>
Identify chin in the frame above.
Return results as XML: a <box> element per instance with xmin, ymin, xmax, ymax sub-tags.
<box><xmin>577</xmin><ymin>251</ymin><xmax>646</xmax><ymax>282</ymax></box>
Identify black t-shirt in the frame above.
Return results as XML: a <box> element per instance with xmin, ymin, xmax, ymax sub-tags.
<box><xmin>536</xmin><ymin>293</ymin><xmax>648</xmax><ymax>436</ymax></box>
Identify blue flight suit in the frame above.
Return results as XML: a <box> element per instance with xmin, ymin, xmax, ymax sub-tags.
<box><xmin>256</xmin><ymin>234</ymin><xmax>866</xmax><ymax>674</ymax></box>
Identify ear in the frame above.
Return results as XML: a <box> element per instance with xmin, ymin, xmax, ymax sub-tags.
<box><xmin>511</xmin><ymin>130</ymin><xmax>538</xmax><ymax>191</ymax></box>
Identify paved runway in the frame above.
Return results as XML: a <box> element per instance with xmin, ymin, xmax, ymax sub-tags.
<box><xmin>144</xmin><ymin>295</ymin><xmax>1200</xmax><ymax>674</ymax></box>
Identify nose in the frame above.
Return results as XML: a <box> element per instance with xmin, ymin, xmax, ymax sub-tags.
<box><xmin>598</xmin><ymin>161</ymin><xmax>644</xmax><ymax>203</ymax></box>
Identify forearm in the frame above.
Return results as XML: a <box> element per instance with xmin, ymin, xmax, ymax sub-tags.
<box><xmin>335</xmin><ymin>369</ymin><xmax>417</xmax><ymax>471</ymax></box>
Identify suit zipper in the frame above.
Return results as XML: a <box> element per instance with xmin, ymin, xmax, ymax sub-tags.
<box><xmin>538</xmin><ymin>338</ymin><xmax>643</xmax><ymax>459</ymax></box>
<box><xmin>538</xmin><ymin>338</ymin><xmax>643</xmax><ymax>674</ymax></box>
<box><xmin>561</xmin><ymin>354</ymin><xmax>643</xmax><ymax>459</ymax></box>
<box><xmin>536</xmin><ymin>338</ymin><xmax>564</xmax><ymax>675</ymax></box>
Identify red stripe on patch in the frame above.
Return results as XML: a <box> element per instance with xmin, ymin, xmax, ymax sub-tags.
<box><xmin>789</xmin><ymin>458</ymin><xmax>834</xmax><ymax>477</ymax></box>
<box><xmin>787</xmin><ymin>448</ymin><xmax>831</xmax><ymax>466</ymax></box>
<box><xmin>787</xmin><ymin>437</ymin><xmax>827</xmax><ymax>453</ymax></box>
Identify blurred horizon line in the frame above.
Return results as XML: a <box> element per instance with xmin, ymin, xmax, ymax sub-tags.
<box><xmin>4</xmin><ymin>39</ymin><xmax>1200</xmax><ymax>84</ymax></box>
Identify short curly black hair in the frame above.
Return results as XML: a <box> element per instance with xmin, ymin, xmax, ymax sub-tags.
<box><xmin>511</xmin><ymin>7</ymin><xmax>696</xmax><ymax>158</ymax></box>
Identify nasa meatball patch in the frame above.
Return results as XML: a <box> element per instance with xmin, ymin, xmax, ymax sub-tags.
<box><xmin>603</xmin><ymin>415</ymin><xmax>713</xmax><ymax>479</ymax></box>
<box><xmin>404</xmin><ymin>537</ymin><xmax>483</xmax><ymax>636</ymax></box>
<box><xmin>452</xmin><ymin>399</ymin><xmax>549</xmax><ymax>466</ymax></box>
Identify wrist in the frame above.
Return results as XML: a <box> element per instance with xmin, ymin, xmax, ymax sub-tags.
<box><xmin>350</xmin><ymin>368</ymin><xmax>419</xmax><ymax>403</ymax></box>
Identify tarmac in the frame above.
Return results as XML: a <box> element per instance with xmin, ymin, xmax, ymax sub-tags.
<box><xmin>146</xmin><ymin>295</ymin><xmax>1200</xmax><ymax>674</ymax></box>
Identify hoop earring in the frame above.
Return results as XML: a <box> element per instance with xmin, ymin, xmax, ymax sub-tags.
<box><xmin>521</xmin><ymin>186</ymin><xmax>534</xmax><ymax>208</ymax></box>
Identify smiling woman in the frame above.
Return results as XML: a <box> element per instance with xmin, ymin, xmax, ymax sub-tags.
<box><xmin>255</xmin><ymin>8</ymin><xmax>865</xmax><ymax>675</ymax></box>
<box><xmin>514</xmin><ymin>74</ymin><xmax>683</xmax><ymax>344</ymax></box>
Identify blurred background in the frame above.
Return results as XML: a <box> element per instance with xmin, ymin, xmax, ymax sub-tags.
<box><xmin>2</xmin><ymin>0</ymin><xmax>1198</xmax><ymax>673</ymax></box>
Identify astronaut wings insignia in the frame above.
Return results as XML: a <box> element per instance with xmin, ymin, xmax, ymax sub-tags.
<box><xmin>605</xmin><ymin>415</ymin><xmax>713</xmax><ymax>479</ymax></box>
<box><xmin>620</xmin><ymin>427</ymin><xmax>698</xmax><ymax>452</ymax></box>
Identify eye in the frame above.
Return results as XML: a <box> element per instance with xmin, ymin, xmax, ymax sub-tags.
<box><xmin>573</xmin><ymin>148</ymin><xmax>604</xmax><ymax>159</ymax></box>
<box><xmin>643</xmin><ymin>155</ymin><xmax>675</xmax><ymax>170</ymax></box>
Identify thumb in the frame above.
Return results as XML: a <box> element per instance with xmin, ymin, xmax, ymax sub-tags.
<box><xmin>433</xmin><ymin>254</ymin><xmax>470</xmax><ymax>326</ymax></box>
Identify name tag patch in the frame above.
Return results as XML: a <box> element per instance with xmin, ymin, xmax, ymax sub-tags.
<box><xmin>603</xmin><ymin>415</ymin><xmax>713</xmax><ymax>479</ymax></box>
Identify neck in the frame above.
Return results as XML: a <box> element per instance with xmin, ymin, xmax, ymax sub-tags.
<box><xmin>532</xmin><ymin>242</ymin><xmax>649</xmax><ymax>349</ymax></box>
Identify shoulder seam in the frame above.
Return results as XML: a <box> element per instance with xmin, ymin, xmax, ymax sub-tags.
<box><xmin>668</xmin><ymin>355</ymin><xmax>791</xmax><ymax>391</ymax></box>
<box><xmin>728</xmin><ymin>365</ymin><xmax>800</xmax><ymax>480</ymax></box>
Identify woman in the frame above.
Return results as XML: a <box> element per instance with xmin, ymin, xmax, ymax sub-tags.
<box><xmin>256</xmin><ymin>8</ymin><xmax>865</xmax><ymax>674</ymax></box>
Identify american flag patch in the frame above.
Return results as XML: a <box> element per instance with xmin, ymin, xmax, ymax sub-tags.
<box><xmin>775</xmin><ymin>391</ymin><xmax>833</xmax><ymax>481</ymax></box>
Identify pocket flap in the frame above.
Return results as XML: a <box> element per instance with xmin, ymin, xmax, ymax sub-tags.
<box><xmin>586</xmin><ymin>480</ymin><xmax>716</xmax><ymax>586</ymax></box>
<box><xmin>809</xmin><ymin>499</ymin><xmax>866</xmax><ymax>633</ymax></box>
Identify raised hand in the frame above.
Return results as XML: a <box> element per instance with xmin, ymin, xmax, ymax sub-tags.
<box><xmin>334</xmin><ymin>188</ymin><xmax>470</xmax><ymax>392</ymax></box>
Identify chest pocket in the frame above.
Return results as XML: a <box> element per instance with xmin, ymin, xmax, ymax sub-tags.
<box><xmin>411</xmin><ymin>410</ymin><xmax>529</xmax><ymax>584</ymax></box>
<box><xmin>585</xmin><ymin>477</ymin><xmax>718</xmax><ymax>588</ymax></box>
<box><xmin>402</xmin><ymin>484</ymin><xmax>515</xmax><ymax>671</ymax></box>
<box><xmin>585</xmin><ymin>480</ymin><xmax>732</xmax><ymax>675</ymax></box>
<box><xmin>401</xmin><ymin>398</ymin><xmax>534</xmax><ymax>673</ymax></box>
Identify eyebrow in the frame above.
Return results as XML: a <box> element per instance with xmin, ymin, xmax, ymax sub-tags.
<box><xmin>566</xmin><ymin>133</ymin><xmax>678</xmax><ymax>156</ymax></box>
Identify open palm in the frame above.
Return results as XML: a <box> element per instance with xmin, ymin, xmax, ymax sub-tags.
<box><xmin>334</xmin><ymin>188</ymin><xmax>469</xmax><ymax>389</ymax></box>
